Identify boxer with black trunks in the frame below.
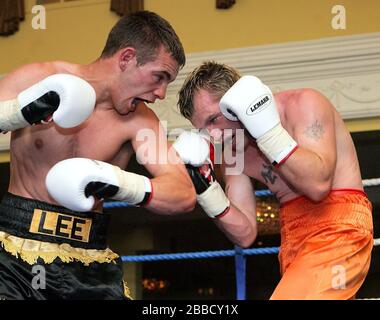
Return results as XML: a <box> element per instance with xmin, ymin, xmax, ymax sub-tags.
<box><xmin>0</xmin><ymin>11</ymin><xmax>195</xmax><ymax>300</ymax></box>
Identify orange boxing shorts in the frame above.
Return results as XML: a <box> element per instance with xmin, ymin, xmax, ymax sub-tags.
<box><xmin>271</xmin><ymin>189</ymin><xmax>373</xmax><ymax>300</ymax></box>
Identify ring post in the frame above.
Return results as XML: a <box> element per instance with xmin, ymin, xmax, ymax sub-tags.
<box><xmin>234</xmin><ymin>245</ymin><xmax>246</xmax><ymax>300</ymax></box>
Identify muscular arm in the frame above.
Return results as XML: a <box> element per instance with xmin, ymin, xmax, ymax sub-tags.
<box><xmin>214</xmin><ymin>169</ymin><xmax>257</xmax><ymax>248</ymax></box>
<box><xmin>0</xmin><ymin>63</ymin><xmax>55</xmax><ymax>100</ymax></box>
<box><xmin>130</xmin><ymin>105</ymin><xmax>196</xmax><ymax>215</ymax></box>
<box><xmin>276</xmin><ymin>89</ymin><xmax>337</xmax><ymax>201</ymax></box>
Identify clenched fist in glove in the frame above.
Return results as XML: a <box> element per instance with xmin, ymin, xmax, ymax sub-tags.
<box><xmin>173</xmin><ymin>131</ymin><xmax>230</xmax><ymax>219</ymax></box>
<box><xmin>220</xmin><ymin>75</ymin><xmax>298</xmax><ymax>167</ymax></box>
<box><xmin>46</xmin><ymin>158</ymin><xmax>152</xmax><ymax>212</ymax></box>
<box><xmin>0</xmin><ymin>74</ymin><xmax>96</xmax><ymax>132</ymax></box>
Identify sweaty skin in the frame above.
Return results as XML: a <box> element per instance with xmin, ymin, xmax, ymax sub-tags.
<box><xmin>190</xmin><ymin>88</ymin><xmax>363</xmax><ymax>246</ymax></box>
<box><xmin>0</xmin><ymin>48</ymin><xmax>195</xmax><ymax>214</ymax></box>
<box><xmin>238</xmin><ymin>89</ymin><xmax>362</xmax><ymax>203</ymax></box>
<box><xmin>193</xmin><ymin>88</ymin><xmax>362</xmax><ymax>200</ymax></box>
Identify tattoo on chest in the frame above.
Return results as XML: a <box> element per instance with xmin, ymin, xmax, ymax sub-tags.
<box><xmin>261</xmin><ymin>164</ymin><xmax>278</xmax><ymax>185</ymax></box>
<box><xmin>303</xmin><ymin>120</ymin><xmax>325</xmax><ymax>141</ymax></box>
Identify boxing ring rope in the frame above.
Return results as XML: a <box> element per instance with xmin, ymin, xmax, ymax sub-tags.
<box><xmin>119</xmin><ymin>240</ymin><xmax>379</xmax><ymax>300</ymax></box>
<box><xmin>104</xmin><ymin>178</ymin><xmax>380</xmax><ymax>300</ymax></box>
<box><xmin>120</xmin><ymin>246</ymin><xmax>279</xmax><ymax>262</ymax></box>
<box><xmin>103</xmin><ymin>178</ymin><xmax>380</xmax><ymax>209</ymax></box>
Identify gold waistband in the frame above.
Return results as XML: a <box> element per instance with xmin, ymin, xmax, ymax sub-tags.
<box><xmin>0</xmin><ymin>231</ymin><xmax>119</xmax><ymax>266</ymax></box>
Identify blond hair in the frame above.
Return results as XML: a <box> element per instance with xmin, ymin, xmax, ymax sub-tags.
<box><xmin>177</xmin><ymin>61</ymin><xmax>241</xmax><ymax>119</ymax></box>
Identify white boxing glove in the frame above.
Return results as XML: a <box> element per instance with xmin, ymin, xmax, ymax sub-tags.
<box><xmin>220</xmin><ymin>75</ymin><xmax>298</xmax><ymax>166</ymax></box>
<box><xmin>46</xmin><ymin>158</ymin><xmax>152</xmax><ymax>212</ymax></box>
<box><xmin>173</xmin><ymin>131</ymin><xmax>230</xmax><ymax>219</ymax></box>
<box><xmin>0</xmin><ymin>74</ymin><xmax>96</xmax><ymax>132</ymax></box>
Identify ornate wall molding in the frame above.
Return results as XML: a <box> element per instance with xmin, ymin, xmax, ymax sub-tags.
<box><xmin>152</xmin><ymin>32</ymin><xmax>380</xmax><ymax>131</ymax></box>
<box><xmin>1</xmin><ymin>32</ymin><xmax>379</xmax><ymax>150</ymax></box>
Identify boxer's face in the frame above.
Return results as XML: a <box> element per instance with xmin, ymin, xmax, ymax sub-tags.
<box><xmin>191</xmin><ymin>88</ymin><xmax>246</xmax><ymax>150</ymax></box>
<box><xmin>112</xmin><ymin>46</ymin><xmax>179</xmax><ymax>115</ymax></box>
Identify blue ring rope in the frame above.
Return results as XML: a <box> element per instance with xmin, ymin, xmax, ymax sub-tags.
<box><xmin>108</xmin><ymin>190</ymin><xmax>274</xmax><ymax>299</ymax></box>
<box><xmin>121</xmin><ymin>246</ymin><xmax>279</xmax><ymax>262</ymax></box>
<box><xmin>104</xmin><ymin>189</ymin><xmax>273</xmax><ymax>209</ymax></box>
<box><xmin>121</xmin><ymin>246</ymin><xmax>279</xmax><ymax>300</ymax></box>
<box><xmin>99</xmin><ymin>183</ymin><xmax>380</xmax><ymax>299</ymax></box>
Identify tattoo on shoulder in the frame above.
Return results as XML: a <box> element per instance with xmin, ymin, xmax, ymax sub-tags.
<box><xmin>303</xmin><ymin>120</ymin><xmax>325</xmax><ymax>141</ymax></box>
<box><xmin>261</xmin><ymin>164</ymin><xmax>277</xmax><ymax>185</ymax></box>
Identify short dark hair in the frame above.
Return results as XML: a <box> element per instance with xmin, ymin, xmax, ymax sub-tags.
<box><xmin>101</xmin><ymin>11</ymin><xmax>185</xmax><ymax>68</ymax></box>
<box><xmin>178</xmin><ymin>61</ymin><xmax>241</xmax><ymax>120</ymax></box>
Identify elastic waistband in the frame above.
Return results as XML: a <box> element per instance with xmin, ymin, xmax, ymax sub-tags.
<box><xmin>279</xmin><ymin>188</ymin><xmax>373</xmax><ymax>232</ymax></box>
<box><xmin>281</xmin><ymin>189</ymin><xmax>368</xmax><ymax>208</ymax></box>
<box><xmin>0</xmin><ymin>193</ymin><xmax>110</xmax><ymax>250</ymax></box>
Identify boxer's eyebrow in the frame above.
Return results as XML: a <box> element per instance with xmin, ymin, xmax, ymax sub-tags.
<box><xmin>205</xmin><ymin>113</ymin><xmax>219</xmax><ymax>126</ymax></box>
<box><xmin>161</xmin><ymin>71</ymin><xmax>173</xmax><ymax>82</ymax></box>
<box><xmin>154</xmin><ymin>71</ymin><xmax>173</xmax><ymax>83</ymax></box>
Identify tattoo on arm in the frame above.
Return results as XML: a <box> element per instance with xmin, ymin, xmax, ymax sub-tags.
<box><xmin>261</xmin><ymin>164</ymin><xmax>277</xmax><ymax>185</ymax></box>
<box><xmin>303</xmin><ymin>120</ymin><xmax>325</xmax><ymax>141</ymax></box>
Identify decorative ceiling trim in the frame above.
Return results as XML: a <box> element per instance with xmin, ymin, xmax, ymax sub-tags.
<box><xmin>1</xmin><ymin>33</ymin><xmax>379</xmax><ymax>150</ymax></box>
<box><xmin>151</xmin><ymin>32</ymin><xmax>380</xmax><ymax>130</ymax></box>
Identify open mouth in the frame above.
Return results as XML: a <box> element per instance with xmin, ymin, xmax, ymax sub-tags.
<box><xmin>131</xmin><ymin>98</ymin><xmax>152</xmax><ymax>107</ymax></box>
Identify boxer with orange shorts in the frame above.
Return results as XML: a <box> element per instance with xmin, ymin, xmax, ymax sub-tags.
<box><xmin>272</xmin><ymin>190</ymin><xmax>373</xmax><ymax>299</ymax></box>
<box><xmin>176</xmin><ymin>61</ymin><xmax>373</xmax><ymax>299</ymax></box>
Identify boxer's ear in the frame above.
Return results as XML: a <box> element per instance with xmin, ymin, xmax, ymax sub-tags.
<box><xmin>119</xmin><ymin>47</ymin><xmax>136</xmax><ymax>71</ymax></box>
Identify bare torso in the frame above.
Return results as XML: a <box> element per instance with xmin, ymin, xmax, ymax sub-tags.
<box><xmin>9</xmin><ymin>107</ymin><xmax>136</xmax><ymax>203</ymax></box>
<box><xmin>240</xmin><ymin>90</ymin><xmax>363</xmax><ymax>203</ymax></box>
<box><xmin>3</xmin><ymin>62</ymin><xmax>149</xmax><ymax>205</ymax></box>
